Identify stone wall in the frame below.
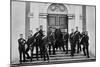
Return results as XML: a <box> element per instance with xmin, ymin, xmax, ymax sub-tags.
<box><xmin>11</xmin><ymin>1</ymin><xmax>25</xmax><ymax>63</ymax></box>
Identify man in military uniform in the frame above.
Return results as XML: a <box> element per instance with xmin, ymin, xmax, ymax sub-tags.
<box><xmin>25</xmin><ymin>31</ymin><xmax>33</xmax><ymax>59</ymax></box>
<box><xmin>18</xmin><ymin>34</ymin><xmax>26</xmax><ymax>63</ymax></box>
<box><xmin>30</xmin><ymin>28</ymin><xmax>39</xmax><ymax>61</ymax></box>
<box><xmin>30</xmin><ymin>27</ymin><xmax>43</xmax><ymax>61</ymax></box>
<box><xmin>34</xmin><ymin>28</ymin><xmax>40</xmax><ymax>60</ymax></box>
<box><xmin>81</xmin><ymin>31</ymin><xmax>90</xmax><ymax>58</ymax></box>
<box><xmin>74</xmin><ymin>27</ymin><xmax>81</xmax><ymax>53</ymax></box>
<box><xmin>38</xmin><ymin>25</ymin><xmax>44</xmax><ymax>58</ymax></box>
<box><xmin>41</xmin><ymin>32</ymin><xmax>50</xmax><ymax>61</ymax></box>
<box><xmin>64</xmin><ymin>29</ymin><xmax>69</xmax><ymax>54</ymax></box>
<box><xmin>47</xmin><ymin>27</ymin><xmax>55</xmax><ymax>55</ymax></box>
<box><xmin>54</xmin><ymin>26</ymin><xmax>65</xmax><ymax>52</ymax></box>
<box><xmin>69</xmin><ymin>29</ymin><xmax>75</xmax><ymax>56</ymax></box>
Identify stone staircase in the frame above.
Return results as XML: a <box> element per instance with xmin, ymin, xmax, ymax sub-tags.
<box><xmin>12</xmin><ymin>49</ymin><xmax>95</xmax><ymax>66</ymax></box>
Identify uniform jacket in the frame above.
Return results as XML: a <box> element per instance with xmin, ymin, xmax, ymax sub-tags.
<box><xmin>69</xmin><ymin>32</ymin><xmax>75</xmax><ymax>44</ymax></box>
<box><xmin>74</xmin><ymin>31</ymin><xmax>80</xmax><ymax>41</ymax></box>
<box><xmin>54</xmin><ymin>29</ymin><xmax>63</xmax><ymax>40</ymax></box>
<box><xmin>47</xmin><ymin>30</ymin><xmax>54</xmax><ymax>43</ymax></box>
<box><xmin>81</xmin><ymin>34</ymin><xmax>89</xmax><ymax>45</ymax></box>
<box><xmin>18</xmin><ymin>38</ymin><xmax>26</xmax><ymax>48</ymax></box>
<box><xmin>64</xmin><ymin>32</ymin><xmax>69</xmax><ymax>41</ymax></box>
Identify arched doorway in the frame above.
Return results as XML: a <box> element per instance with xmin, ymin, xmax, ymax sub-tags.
<box><xmin>47</xmin><ymin>3</ymin><xmax>68</xmax><ymax>33</ymax></box>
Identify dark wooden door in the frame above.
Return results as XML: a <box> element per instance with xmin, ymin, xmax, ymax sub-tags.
<box><xmin>47</xmin><ymin>14</ymin><xmax>68</xmax><ymax>33</ymax></box>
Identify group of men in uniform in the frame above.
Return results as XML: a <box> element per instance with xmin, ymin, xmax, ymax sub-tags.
<box><xmin>18</xmin><ymin>26</ymin><xmax>90</xmax><ymax>63</ymax></box>
<box><xmin>69</xmin><ymin>27</ymin><xmax>89</xmax><ymax>58</ymax></box>
<box><xmin>18</xmin><ymin>26</ymin><xmax>50</xmax><ymax>63</ymax></box>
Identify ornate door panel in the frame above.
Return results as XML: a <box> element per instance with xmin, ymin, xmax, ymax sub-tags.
<box><xmin>59</xmin><ymin>15</ymin><xmax>68</xmax><ymax>29</ymax></box>
<box><xmin>48</xmin><ymin>15</ymin><xmax>56</xmax><ymax>26</ymax></box>
<box><xmin>47</xmin><ymin>14</ymin><xmax>68</xmax><ymax>32</ymax></box>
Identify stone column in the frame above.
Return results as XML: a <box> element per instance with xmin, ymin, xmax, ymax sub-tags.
<box><xmin>25</xmin><ymin>2</ymin><xmax>30</xmax><ymax>39</ymax></box>
<box><xmin>82</xmin><ymin>5</ymin><xmax>86</xmax><ymax>32</ymax></box>
<box><xmin>75</xmin><ymin>6</ymin><xmax>80</xmax><ymax>27</ymax></box>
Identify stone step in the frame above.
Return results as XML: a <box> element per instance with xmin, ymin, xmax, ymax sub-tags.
<box><xmin>31</xmin><ymin>50</ymin><xmax>84</xmax><ymax>58</ymax></box>
<box><xmin>50</xmin><ymin>55</ymin><xmax>87</xmax><ymax>60</ymax></box>
<box><xmin>12</xmin><ymin>52</ymin><xmax>95</xmax><ymax>65</ymax></box>
<box><xmin>31</xmin><ymin>53</ymin><xmax>84</xmax><ymax>58</ymax></box>
<box><xmin>26</xmin><ymin>53</ymin><xmax>91</xmax><ymax>61</ymax></box>
<box><xmin>23</xmin><ymin>50</ymin><xmax>93</xmax><ymax>64</ymax></box>
<box><xmin>11</xmin><ymin>49</ymin><xmax>95</xmax><ymax>65</ymax></box>
<box><xmin>19</xmin><ymin>56</ymin><xmax>95</xmax><ymax>65</ymax></box>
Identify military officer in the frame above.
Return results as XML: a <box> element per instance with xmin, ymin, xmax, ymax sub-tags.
<box><xmin>47</xmin><ymin>27</ymin><xmax>55</xmax><ymax>55</ymax></box>
<box><xmin>25</xmin><ymin>31</ymin><xmax>33</xmax><ymax>59</ymax></box>
<box><xmin>47</xmin><ymin>27</ymin><xmax>52</xmax><ymax>55</ymax></box>
<box><xmin>64</xmin><ymin>29</ymin><xmax>69</xmax><ymax>54</ymax></box>
<box><xmin>30</xmin><ymin>28</ymin><xmax>39</xmax><ymax>61</ymax></box>
<box><xmin>69</xmin><ymin>29</ymin><xmax>75</xmax><ymax>56</ymax></box>
<box><xmin>18</xmin><ymin>34</ymin><xmax>26</xmax><ymax>63</ymax></box>
<box><xmin>74</xmin><ymin>27</ymin><xmax>81</xmax><ymax>53</ymax></box>
<box><xmin>81</xmin><ymin>31</ymin><xmax>90</xmax><ymax>58</ymax></box>
<box><xmin>38</xmin><ymin>25</ymin><xmax>44</xmax><ymax>58</ymax></box>
<box><xmin>35</xmin><ymin>28</ymin><xmax>40</xmax><ymax>60</ymax></box>
<box><xmin>54</xmin><ymin>26</ymin><xmax>65</xmax><ymax>52</ymax></box>
<box><xmin>41</xmin><ymin>32</ymin><xmax>50</xmax><ymax>61</ymax></box>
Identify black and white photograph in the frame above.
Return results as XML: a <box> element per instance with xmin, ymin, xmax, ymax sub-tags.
<box><xmin>10</xmin><ymin>0</ymin><xmax>96</xmax><ymax>66</ymax></box>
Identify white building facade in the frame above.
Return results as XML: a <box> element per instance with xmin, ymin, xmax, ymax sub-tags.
<box><xmin>11</xmin><ymin>1</ymin><xmax>96</xmax><ymax>64</ymax></box>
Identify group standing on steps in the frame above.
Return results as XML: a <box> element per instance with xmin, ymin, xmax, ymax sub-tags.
<box><xmin>18</xmin><ymin>25</ymin><xmax>90</xmax><ymax>63</ymax></box>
